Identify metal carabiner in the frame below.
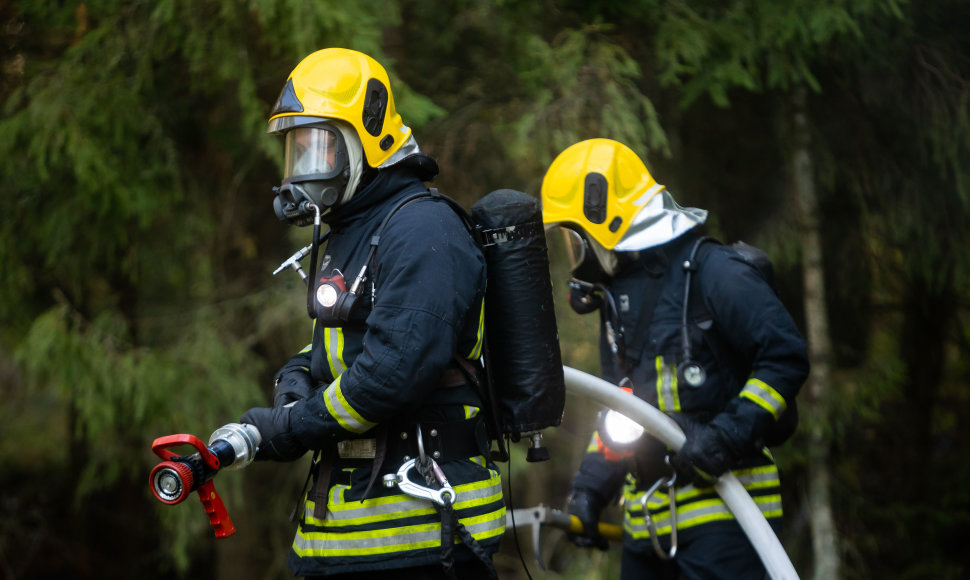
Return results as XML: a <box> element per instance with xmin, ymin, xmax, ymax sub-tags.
<box><xmin>383</xmin><ymin>457</ymin><xmax>457</xmax><ymax>507</ymax></box>
<box><xmin>416</xmin><ymin>423</ymin><xmax>427</xmax><ymax>464</ymax></box>
<box><xmin>641</xmin><ymin>471</ymin><xmax>678</xmax><ymax>560</ymax></box>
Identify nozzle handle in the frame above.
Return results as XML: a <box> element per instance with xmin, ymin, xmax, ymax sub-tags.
<box><xmin>197</xmin><ymin>480</ymin><xmax>236</xmax><ymax>537</ymax></box>
<box><xmin>151</xmin><ymin>433</ymin><xmax>221</xmax><ymax>471</ymax></box>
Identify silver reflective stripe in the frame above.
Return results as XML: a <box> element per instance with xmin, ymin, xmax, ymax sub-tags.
<box><xmin>293</xmin><ymin>509</ymin><xmax>506</xmax><ymax>557</ymax></box>
<box><xmin>626</xmin><ymin>493</ymin><xmax>782</xmax><ymax>538</ymax></box>
<box><xmin>324</xmin><ymin>327</ymin><xmax>346</xmax><ymax>378</ymax></box>
<box><xmin>323</xmin><ymin>376</ymin><xmax>377</xmax><ymax>434</ymax></box>
<box><xmin>735</xmin><ymin>465</ymin><xmax>782</xmax><ymax>489</ymax></box>
<box><xmin>293</xmin><ymin>472</ymin><xmax>506</xmax><ymax>557</ymax></box>
<box><xmin>624</xmin><ymin>465</ymin><xmax>782</xmax><ymax>538</ymax></box>
<box><xmin>740</xmin><ymin>379</ymin><xmax>787</xmax><ymax>419</ymax></box>
<box><xmin>302</xmin><ymin>471</ymin><xmax>504</xmax><ymax>527</ymax></box>
<box><xmin>655</xmin><ymin>357</ymin><xmax>680</xmax><ymax>413</ymax></box>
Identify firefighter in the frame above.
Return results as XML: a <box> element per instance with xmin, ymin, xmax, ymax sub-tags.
<box><xmin>541</xmin><ymin>139</ymin><xmax>809</xmax><ymax>579</ymax></box>
<box><xmin>239</xmin><ymin>48</ymin><xmax>505</xmax><ymax>579</ymax></box>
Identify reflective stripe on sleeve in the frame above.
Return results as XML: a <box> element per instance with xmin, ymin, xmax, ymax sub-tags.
<box><xmin>324</xmin><ymin>327</ymin><xmax>347</xmax><ymax>378</ymax></box>
<box><xmin>466</xmin><ymin>300</ymin><xmax>485</xmax><ymax>360</ymax></box>
<box><xmin>655</xmin><ymin>357</ymin><xmax>681</xmax><ymax>413</ymax></box>
<box><xmin>323</xmin><ymin>376</ymin><xmax>377</xmax><ymax>434</ymax></box>
<box><xmin>740</xmin><ymin>378</ymin><xmax>787</xmax><ymax>419</ymax></box>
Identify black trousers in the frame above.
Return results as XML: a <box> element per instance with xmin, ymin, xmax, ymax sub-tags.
<box><xmin>620</xmin><ymin>521</ymin><xmax>769</xmax><ymax>580</ymax></box>
<box><xmin>306</xmin><ymin>558</ymin><xmax>495</xmax><ymax>580</ymax></box>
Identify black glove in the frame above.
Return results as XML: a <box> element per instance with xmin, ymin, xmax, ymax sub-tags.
<box><xmin>668</xmin><ymin>415</ymin><xmax>741</xmax><ymax>487</ymax></box>
<box><xmin>273</xmin><ymin>369</ymin><xmax>316</xmax><ymax>407</ymax></box>
<box><xmin>240</xmin><ymin>405</ymin><xmax>308</xmax><ymax>461</ymax></box>
<box><xmin>566</xmin><ymin>490</ymin><xmax>610</xmax><ymax>551</ymax></box>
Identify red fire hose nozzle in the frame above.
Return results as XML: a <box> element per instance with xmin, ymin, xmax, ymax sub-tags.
<box><xmin>149</xmin><ymin>424</ymin><xmax>260</xmax><ymax>538</ymax></box>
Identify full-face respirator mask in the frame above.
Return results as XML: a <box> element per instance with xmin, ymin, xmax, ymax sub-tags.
<box><xmin>272</xmin><ymin>123</ymin><xmax>362</xmax><ymax>226</ymax></box>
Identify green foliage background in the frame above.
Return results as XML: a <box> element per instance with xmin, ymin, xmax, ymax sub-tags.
<box><xmin>2</xmin><ymin>0</ymin><xmax>969</xmax><ymax>578</ymax></box>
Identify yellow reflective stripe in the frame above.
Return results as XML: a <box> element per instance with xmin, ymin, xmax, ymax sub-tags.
<box><xmin>466</xmin><ymin>299</ymin><xmax>485</xmax><ymax>359</ymax></box>
<box><xmin>299</xmin><ymin>342</ymin><xmax>312</xmax><ymax>354</ymax></box>
<box><xmin>624</xmin><ymin>494</ymin><xmax>783</xmax><ymax>538</ymax></box>
<box><xmin>623</xmin><ymin>464</ymin><xmax>782</xmax><ymax>538</ymax></box>
<box><xmin>586</xmin><ymin>432</ymin><xmax>600</xmax><ymax>453</ymax></box>
<box><xmin>624</xmin><ymin>464</ymin><xmax>781</xmax><ymax>509</ymax></box>
<box><xmin>303</xmin><ymin>470</ymin><xmax>504</xmax><ymax>527</ymax></box>
<box><xmin>323</xmin><ymin>327</ymin><xmax>346</xmax><ymax>378</ymax></box>
<box><xmin>294</xmin><ymin>470</ymin><xmax>506</xmax><ymax>557</ymax></box>
<box><xmin>735</xmin><ymin>464</ymin><xmax>781</xmax><ymax>489</ymax></box>
<box><xmin>740</xmin><ymin>378</ymin><xmax>787</xmax><ymax>419</ymax></box>
<box><xmin>323</xmin><ymin>376</ymin><xmax>376</xmax><ymax>434</ymax></box>
<box><xmin>463</xmin><ymin>405</ymin><xmax>480</xmax><ymax>419</ymax></box>
<box><xmin>655</xmin><ymin>356</ymin><xmax>681</xmax><ymax>412</ymax></box>
<box><xmin>294</xmin><ymin>509</ymin><xmax>506</xmax><ymax>557</ymax></box>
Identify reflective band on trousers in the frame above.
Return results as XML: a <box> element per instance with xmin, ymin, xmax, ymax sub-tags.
<box><xmin>623</xmin><ymin>465</ymin><xmax>782</xmax><ymax>539</ymax></box>
<box><xmin>292</xmin><ymin>469</ymin><xmax>505</xmax><ymax>557</ymax></box>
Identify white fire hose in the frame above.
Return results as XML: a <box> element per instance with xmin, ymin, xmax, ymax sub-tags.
<box><xmin>563</xmin><ymin>366</ymin><xmax>799</xmax><ymax>580</ymax></box>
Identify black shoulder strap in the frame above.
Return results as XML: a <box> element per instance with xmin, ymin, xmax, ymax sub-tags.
<box><xmin>686</xmin><ymin>236</ymin><xmax>720</xmax><ymax>325</ymax></box>
<box><xmin>681</xmin><ymin>236</ymin><xmax>719</xmax><ymax>362</ymax></box>
<box><xmin>366</xmin><ymin>188</ymin><xmax>476</xmax><ymax>264</ymax></box>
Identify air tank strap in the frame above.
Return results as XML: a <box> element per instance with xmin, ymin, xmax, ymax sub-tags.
<box><xmin>476</xmin><ymin>220</ymin><xmax>544</xmax><ymax>246</ymax></box>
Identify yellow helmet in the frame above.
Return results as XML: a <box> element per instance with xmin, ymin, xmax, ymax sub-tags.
<box><xmin>267</xmin><ymin>48</ymin><xmax>411</xmax><ymax>169</ymax></box>
<box><xmin>540</xmin><ymin>139</ymin><xmax>665</xmax><ymax>250</ymax></box>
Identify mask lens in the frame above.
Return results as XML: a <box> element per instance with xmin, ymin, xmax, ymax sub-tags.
<box><xmin>284</xmin><ymin>126</ymin><xmax>342</xmax><ymax>180</ymax></box>
<box><xmin>560</xmin><ymin>228</ymin><xmax>588</xmax><ymax>273</ymax></box>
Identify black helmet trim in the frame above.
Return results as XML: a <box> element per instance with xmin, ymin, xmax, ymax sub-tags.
<box><xmin>362</xmin><ymin>78</ymin><xmax>388</xmax><ymax>137</ymax></box>
<box><xmin>583</xmin><ymin>172</ymin><xmax>608</xmax><ymax>225</ymax></box>
<box><xmin>270</xmin><ymin>78</ymin><xmax>304</xmax><ymax>117</ymax></box>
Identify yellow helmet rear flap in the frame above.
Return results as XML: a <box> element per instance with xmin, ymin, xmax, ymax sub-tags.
<box><xmin>268</xmin><ymin>48</ymin><xmax>411</xmax><ymax>168</ymax></box>
<box><xmin>540</xmin><ymin>139</ymin><xmax>664</xmax><ymax>250</ymax></box>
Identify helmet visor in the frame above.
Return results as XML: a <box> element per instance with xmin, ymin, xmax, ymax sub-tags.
<box><xmin>284</xmin><ymin>126</ymin><xmax>346</xmax><ymax>181</ymax></box>
<box><xmin>560</xmin><ymin>228</ymin><xmax>588</xmax><ymax>274</ymax></box>
<box><xmin>558</xmin><ymin>226</ymin><xmax>619</xmax><ymax>281</ymax></box>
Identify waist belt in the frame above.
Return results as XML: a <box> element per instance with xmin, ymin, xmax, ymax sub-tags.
<box><xmin>300</xmin><ymin>417</ymin><xmax>489</xmax><ymax>522</ymax></box>
<box><xmin>337</xmin><ymin>417</ymin><xmax>488</xmax><ymax>463</ymax></box>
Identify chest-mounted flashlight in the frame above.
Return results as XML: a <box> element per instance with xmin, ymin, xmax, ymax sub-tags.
<box><xmin>314</xmin><ymin>270</ymin><xmax>359</xmax><ymax>322</ymax></box>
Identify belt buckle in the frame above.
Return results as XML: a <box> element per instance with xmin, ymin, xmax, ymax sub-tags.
<box><xmin>337</xmin><ymin>438</ymin><xmax>377</xmax><ymax>459</ymax></box>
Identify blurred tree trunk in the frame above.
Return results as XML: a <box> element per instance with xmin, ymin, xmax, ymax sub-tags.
<box><xmin>789</xmin><ymin>87</ymin><xmax>841</xmax><ymax>580</ymax></box>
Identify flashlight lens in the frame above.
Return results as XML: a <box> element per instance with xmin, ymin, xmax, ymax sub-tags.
<box><xmin>603</xmin><ymin>409</ymin><xmax>645</xmax><ymax>446</ymax></box>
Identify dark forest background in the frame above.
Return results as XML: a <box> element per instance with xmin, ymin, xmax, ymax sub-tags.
<box><xmin>1</xmin><ymin>1</ymin><xmax>969</xmax><ymax>579</ymax></box>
